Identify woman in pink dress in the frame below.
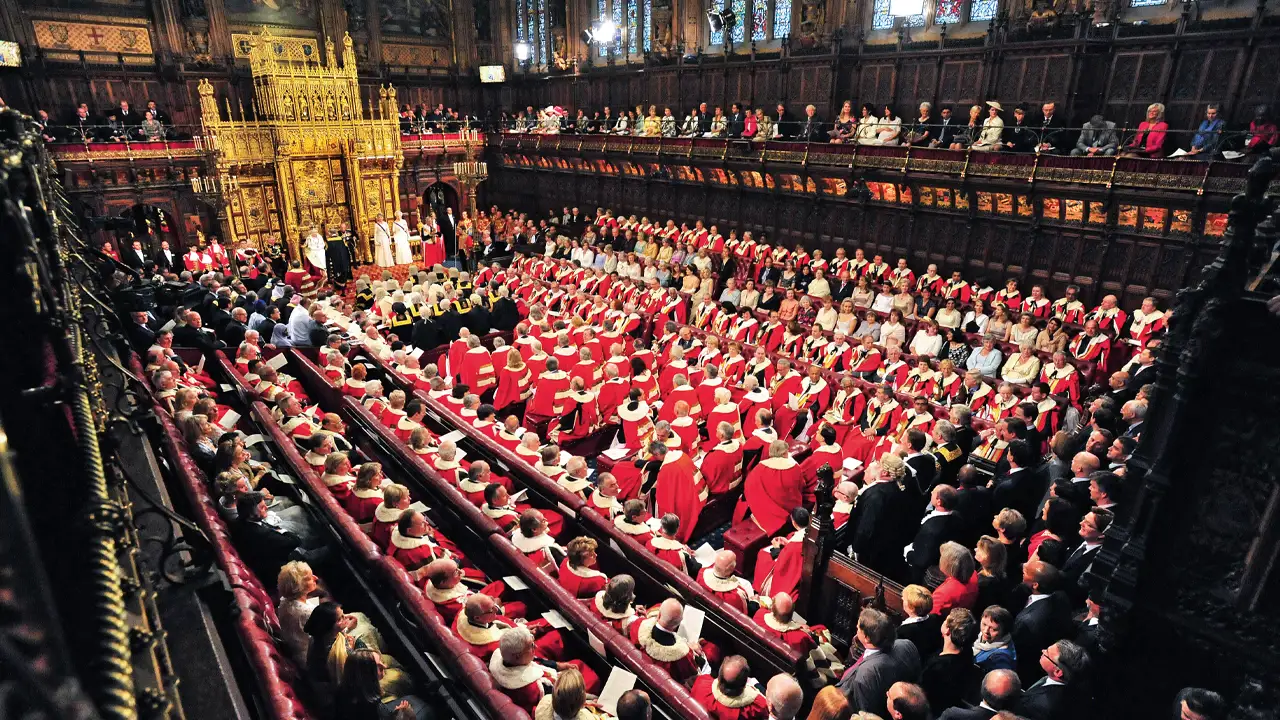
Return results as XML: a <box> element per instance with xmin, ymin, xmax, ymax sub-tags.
<box><xmin>420</xmin><ymin>212</ymin><xmax>445</xmax><ymax>267</ymax></box>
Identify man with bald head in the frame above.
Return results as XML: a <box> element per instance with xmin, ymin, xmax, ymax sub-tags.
<box><xmin>692</xmin><ymin>654</ymin><xmax>770</xmax><ymax>720</ymax></box>
<box><xmin>765</xmin><ymin>674</ymin><xmax>803</xmax><ymax>720</ymax></box>
<box><xmin>616</xmin><ymin>689</ymin><xmax>652</xmax><ymax>720</ymax></box>
<box><xmin>629</xmin><ymin>598</ymin><xmax>703</xmax><ymax>685</ymax></box>
<box><xmin>698</xmin><ymin>550</ymin><xmax>756</xmax><ymax>613</ymax></box>
<box><xmin>938</xmin><ymin>668</ymin><xmax>1022</xmax><ymax>719</ymax></box>
<box><xmin>424</xmin><ymin>557</ymin><xmax>527</xmax><ymax>625</ymax></box>
<box><xmin>454</xmin><ymin>593</ymin><xmax>522</xmax><ymax>660</ymax></box>
<box><xmin>886</xmin><ymin>682</ymin><xmax>930</xmax><ymax>720</ymax></box>
<box><xmin>753</xmin><ymin>592</ymin><xmax>821</xmax><ymax>654</ymax></box>
<box><xmin>833</xmin><ymin>480</ymin><xmax>858</xmax><ymax>530</ymax></box>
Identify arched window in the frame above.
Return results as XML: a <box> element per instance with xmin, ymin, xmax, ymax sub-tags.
<box><xmin>597</xmin><ymin>0</ymin><xmax>650</xmax><ymax>57</ymax></box>
<box><xmin>709</xmin><ymin>0</ymin><xmax>793</xmax><ymax>47</ymax></box>
<box><xmin>872</xmin><ymin>0</ymin><xmax>998</xmax><ymax>30</ymax></box>
<box><xmin>514</xmin><ymin>0</ymin><xmax>550</xmax><ymax>66</ymax></box>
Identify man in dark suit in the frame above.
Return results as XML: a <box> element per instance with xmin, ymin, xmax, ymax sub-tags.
<box><xmin>991</xmin><ymin>439</ymin><xmax>1043</xmax><ymax>521</ymax></box>
<box><xmin>830</xmin><ymin>270</ymin><xmax>856</xmax><ymax>302</ymax></box>
<box><xmin>1035</xmin><ymin>101</ymin><xmax>1068</xmax><ymax>154</ymax></box>
<box><xmin>230</xmin><ymin>491</ymin><xmax>302</xmax><ymax>591</ymax></box>
<box><xmin>932</xmin><ymin>106</ymin><xmax>960</xmax><ymax>149</ymax></box>
<box><xmin>1121</xmin><ymin>347</ymin><xmax>1157</xmax><ymax>395</ymax></box>
<box><xmin>128</xmin><ymin>311</ymin><xmax>157</xmax><ymax>352</ymax></box>
<box><xmin>1071</xmin><ymin>592</ymin><xmax>1101</xmax><ymax>656</ymax></box>
<box><xmin>938</xmin><ymin>668</ymin><xmax>1022</xmax><ymax>719</ymax></box>
<box><xmin>726</xmin><ymin>103</ymin><xmax>746</xmax><ymax>138</ymax></box>
<box><xmin>490</xmin><ymin>287</ymin><xmax>521</xmax><ymax>332</ymax></box>
<box><xmin>154</xmin><ymin>240</ymin><xmax>178</xmax><ymax>273</ymax></box>
<box><xmin>837</xmin><ymin>609</ymin><xmax>920</xmax><ymax>719</ymax></box>
<box><xmin>1013</xmin><ymin>561</ymin><xmax>1075</xmax><ymax>684</ymax></box>
<box><xmin>1015</xmin><ymin>639</ymin><xmax>1090</xmax><ymax>720</ymax></box>
<box><xmin>697</xmin><ymin>102</ymin><xmax>712</xmax><ymax>134</ymax></box>
<box><xmin>172</xmin><ymin>310</ymin><xmax>227</xmax><ymax>352</ymax></box>
<box><xmin>950</xmin><ymin>406</ymin><xmax>979</xmax><ymax>461</ymax></box>
<box><xmin>902</xmin><ymin>428</ymin><xmax>938</xmax><ymax>503</ymax></box>
<box><xmin>954</xmin><ymin>464</ymin><xmax>993</xmax><ymax>547</ymax></box>
<box><xmin>1003</xmin><ymin>106</ymin><xmax>1037</xmax><ymax>153</ymax></box>
<box><xmin>896</xmin><ymin>586</ymin><xmax>944</xmax><ymax>660</ymax></box>
<box><xmin>1031</xmin><ymin>450</ymin><xmax>1099</xmax><ymax>531</ymax></box>
<box><xmin>906</xmin><ymin>485</ymin><xmax>965</xmax><ymax>583</ymax></box>
<box><xmin>207</xmin><ymin>296</ymin><xmax>234</xmax><ymax>335</ymax></box>
<box><xmin>797</xmin><ymin>105</ymin><xmax>823</xmax><ymax>142</ymax></box>
<box><xmin>1061</xmin><ymin>508</ymin><xmax>1112</xmax><ymax>604</ymax></box>
<box><xmin>220</xmin><ymin>306</ymin><xmax>250</xmax><ymax>348</ymax></box>
<box><xmin>849</xmin><ymin>461</ymin><xmax>914</xmax><ymax>577</ymax></box>
<box><xmin>122</xmin><ymin>239</ymin><xmax>152</xmax><ymax>273</ymax></box>
<box><xmin>773</xmin><ymin>103</ymin><xmax>794</xmax><ymax>139</ymax></box>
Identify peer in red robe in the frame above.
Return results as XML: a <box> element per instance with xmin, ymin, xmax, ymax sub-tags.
<box><xmin>841</xmin><ymin>387</ymin><xmax>903</xmax><ymax>464</ymax></box>
<box><xmin>754</xmin><ymin>524</ymin><xmax>807</xmax><ymax>601</ymax></box>
<box><xmin>525</xmin><ymin>364</ymin><xmax>572</xmax><ymax>427</ymax></box>
<box><xmin>647</xmin><ymin>531</ymin><xmax>693</xmax><ymax>571</ymax></box>
<box><xmin>557</xmin><ymin>558</ymin><xmax>608</xmax><ymax>599</ymax></box>
<box><xmin>698</xmin><ymin>559</ymin><xmax>754</xmax><ymax>614</ymax></box>
<box><xmin>736</xmin><ymin>448</ymin><xmax>802</xmax><ymax>536</ymax></box>
<box><xmin>690</xmin><ymin>675</ymin><xmax>770</xmax><ymax>720</ymax></box>
<box><xmin>617</xmin><ymin>396</ymin><xmax>655</xmax><ymax>450</ymax></box>
<box><xmin>700</xmin><ymin>436</ymin><xmax>744</xmax><ymax>496</ymax></box>
<box><xmin>629</xmin><ymin>615</ymin><xmax>702</xmax><ymax>685</ymax></box>
<box><xmin>596</xmin><ymin>375</ymin><xmax>629</xmax><ymax>423</ymax></box>
<box><xmin>653</xmin><ymin>448</ymin><xmax>708</xmax><ymax>542</ymax></box>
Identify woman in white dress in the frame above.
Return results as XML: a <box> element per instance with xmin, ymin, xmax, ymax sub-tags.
<box><xmin>971</xmin><ymin>102</ymin><xmax>1006</xmax><ymax>151</ymax></box>
<box><xmin>392</xmin><ymin>211</ymin><xmax>413</xmax><ymax>265</ymax></box>
<box><xmin>372</xmin><ymin>215</ymin><xmax>394</xmax><ymax>268</ymax></box>
<box><xmin>303</xmin><ymin>226</ymin><xmax>327</xmax><ymax>275</ymax></box>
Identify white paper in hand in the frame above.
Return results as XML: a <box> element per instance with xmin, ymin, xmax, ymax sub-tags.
<box><xmin>410</xmin><ymin>347</ymin><xmax>425</xmax><ymax>360</ymax></box>
<box><xmin>602</xmin><ymin>447</ymin><xmax>630</xmax><ymax>461</ymax></box>
<box><xmin>502</xmin><ymin>575</ymin><xmax>529</xmax><ymax>591</ymax></box>
<box><xmin>694</xmin><ymin>543</ymin><xmax>718</xmax><ymax>568</ymax></box>
<box><xmin>196</xmin><ymin>353</ymin><xmax>207</xmax><ymax>373</ymax></box>
<box><xmin>439</xmin><ymin>430</ymin><xmax>466</xmax><ymax>444</ymax></box>
<box><xmin>598</xmin><ymin>666</ymin><xmax>638</xmax><ymax>716</ymax></box>
<box><xmin>510</xmin><ymin>488</ymin><xmax>529</xmax><ymax>503</ymax></box>
<box><xmin>645</xmin><ymin>517</ymin><xmax>663</xmax><ymax>533</ymax></box>
<box><xmin>266</xmin><ymin>353</ymin><xmax>289</xmax><ymax>370</ymax></box>
<box><xmin>160</xmin><ymin>320</ymin><xmax>176</xmax><ymax>333</ymax></box>
<box><xmin>243</xmin><ymin>433</ymin><xmax>265</xmax><ymax>446</ymax></box>
<box><xmin>408</xmin><ymin>500</ymin><xmax>430</xmax><ymax>514</ymax></box>
<box><xmin>219</xmin><ymin>383</ymin><xmax>234</xmax><ymax>392</ymax></box>
<box><xmin>541</xmin><ymin>609</ymin><xmax>572</xmax><ymax>630</ymax></box>
<box><xmin>558</xmin><ymin>450</ymin><xmax>572</xmax><ymax>466</ymax></box>
<box><xmin>217</xmin><ymin>410</ymin><xmax>241</xmax><ymax>431</ymax></box>
<box><xmin>678</xmin><ymin>605</ymin><xmax>706</xmax><ymax>644</ymax></box>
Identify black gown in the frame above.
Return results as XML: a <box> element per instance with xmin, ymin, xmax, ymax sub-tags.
<box><xmin>326</xmin><ymin>234</ymin><xmax>352</xmax><ymax>284</ymax></box>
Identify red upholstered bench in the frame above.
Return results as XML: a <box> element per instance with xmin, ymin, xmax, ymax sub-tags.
<box><xmin>723</xmin><ymin>519</ymin><xmax>769</xmax><ymax>578</ymax></box>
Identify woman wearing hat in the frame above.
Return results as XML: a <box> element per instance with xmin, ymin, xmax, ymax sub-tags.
<box><xmin>971</xmin><ymin>101</ymin><xmax>1005</xmax><ymax>151</ymax></box>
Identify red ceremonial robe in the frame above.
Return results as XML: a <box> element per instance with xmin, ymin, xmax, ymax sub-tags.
<box><xmin>697</xmin><ymin>568</ymin><xmax>753</xmax><ymax>613</ymax></box>
<box><xmin>737</xmin><ymin>456</ymin><xmax>803</xmax><ymax>536</ymax></box>
<box><xmin>494</xmin><ymin>365</ymin><xmax>532</xmax><ymax>411</ymax></box>
<box><xmin>647</xmin><ymin>535</ymin><xmax>692</xmax><ymax>570</ymax></box>
<box><xmin>557</xmin><ymin>559</ymin><xmax>608</xmax><ymax>599</ymax></box>
<box><xmin>589</xmin><ymin>592</ymin><xmax>639</xmax><ymax>634</ymax></box>
<box><xmin>752</xmin><ymin>608</ymin><xmax>818</xmax><ymax>654</ymax></box>
<box><xmin>654</xmin><ymin>450</ymin><xmax>708</xmax><ymax>542</ymax></box>
<box><xmin>753</xmin><ymin>528</ymin><xmax>806</xmax><ymax>600</ymax></box>
<box><xmin>691</xmin><ymin>676</ymin><xmax>771</xmax><ymax>720</ymax></box>
<box><xmin>629</xmin><ymin>618</ymin><xmax>701</xmax><ymax>685</ymax></box>
<box><xmin>738</xmin><ymin>388</ymin><xmax>772</xmax><ymax>437</ymax></box>
<box><xmin>596</xmin><ymin>377</ymin><xmax>630</xmax><ymax>422</ymax></box>
<box><xmin>701</xmin><ymin>439</ymin><xmax>745</xmax><ymax>495</ymax></box>
<box><xmin>618</xmin><ymin>401</ymin><xmax>655</xmax><ymax>450</ymax></box>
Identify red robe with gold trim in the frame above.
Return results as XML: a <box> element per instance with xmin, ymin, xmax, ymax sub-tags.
<box><xmin>647</xmin><ymin>535</ymin><xmax>692</xmax><ymax>570</ymax></box>
<box><xmin>737</xmin><ymin>456</ymin><xmax>802</xmax><ymax>536</ymax></box>
<box><xmin>751</xmin><ymin>608</ymin><xmax>818</xmax><ymax>654</ymax></box>
<box><xmin>701</xmin><ymin>439</ymin><xmax>745</xmax><ymax>495</ymax></box>
<box><xmin>654</xmin><ymin>450</ymin><xmax>707</xmax><ymax>542</ymax></box>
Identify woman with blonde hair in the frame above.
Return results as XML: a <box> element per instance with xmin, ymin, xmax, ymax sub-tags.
<box><xmin>951</xmin><ymin>104</ymin><xmax>984</xmax><ymax>149</ymax></box>
<box><xmin>975</xmin><ymin>535</ymin><xmax>1015</xmax><ymax>611</ymax></box>
<box><xmin>1122</xmin><ymin>102</ymin><xmax>1168</xmax><ymax>157</ymax></box>
<box><xmin>643</xmin><ymin>105</ymin><xmax>662</xmax><ymax>136</ymax></box>
<box><xmin>971</xmin><ymin>101</ymin><xmax>1005</xmax><ymax>151</ymax></box>
<box><xmin>535</xmin><ymin>667</ymin><xmax>593</xmax><ymax>720</ymax></box>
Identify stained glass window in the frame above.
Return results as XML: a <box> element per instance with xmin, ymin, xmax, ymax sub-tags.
<box><xmin>627</xmin><ymin>0</ymin><xmax>639</xmax><ymax>53</ymax></box>
<box><xmin>537</xmin><ymin>0</ymin><xmax>547</xmax><ymax>64</ymax></box>
<box><xmin>644</xmin><ymin>0</ymin><xmax>652</xmax><ymax>50</ymax></box>
<box><xmin>710</xmin><ymin>0</ymin><xmax>726</xmax><ymax>45</ymax></box>
<box><xmin>598</xmin><ymin>0</ymin><xmax>608</xmax><ymax>57</ymax></box>
<box><xmin>752</xmin><ymin>1</ymin><xmax>767</xmax><ymax>41</ymax></box>
<box><xmin>935</xmin><ymin>0</ymin><xmax>963</xmax><ymax>23</ymax></box>
<box><xmin>731</xmin><ymin>0</ymin><xmax>747</xmax><ymax>42</ymax></box>
<box><xmin>516</xmin><ymin>0</ymin><xmax>525</xmax><ymax>43</ymax></box>
<box><xmin>527</xmin><ymin>4</ymin><xmax>537</xmax><ymax>62</ymax></box>
<box><xmin>969</xmin><ymin>0</ymin><xmax>999</xmax><ymax>21</ymax></box>
<box><xmin>613</xmin><ymin>0</ymin><xmax>623</xmax><ymax>53</ymax></box>
<box><xmin>904</xmin><ymin>11</ymin><xmax>926</xmax><ymax>26</ymax></box>
<box><xmin>774</xmin><ymin>0</ymin><xmax>791</xmax><ymax>38</ymax></box>
<box><xmin>871</xmin><ymin>0</ymin><xmax>894</xmax><ymax>30</ymax></box>
<box><xmin>1130</xmin><ymin>0</ymin><xmax>1164</xmax><ymax>6</ymax></box>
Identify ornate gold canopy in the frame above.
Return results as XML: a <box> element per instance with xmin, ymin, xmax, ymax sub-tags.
<box><xmin>198</xmin><ymin>27</ymin><xmax>403</xmax><ymax>262</ymax></box>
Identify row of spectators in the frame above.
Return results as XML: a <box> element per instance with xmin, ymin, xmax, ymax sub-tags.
<box><xmin>499</xmin><ymin>100</ymin><xmax>1278</xmax><ymax>159</ymax></box>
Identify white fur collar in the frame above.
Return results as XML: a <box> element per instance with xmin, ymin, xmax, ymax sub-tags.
<box><xmin>390</xmin><ymin>528</ymin><xmax>435</xmax><ymax>550</ymax></box>
<box><xmin>375</xmin><ymin>504</ymin><xmax>404</xmax><ymax>523</ymax></box>
<box><xmin>489</xmin><ymin>654</ymin><xmax>549</xmax><ymax>690</ymax></box>
<box><xmin>712</xmin><ymin>439</ymin><xmax>741</xmax><ymax>454</ymax></box>
<box><xmin>559</xmin><ymin>475</ymin><xmax>591</xmax><ymax>493</ymax></box>
<box><xmin>711</xmin><ymin>680</ymin><xmax>762</xmax><ymax>709</ymax></box>
<box><xmin>594</xmin><ymin>592</ymin><xmax>636</xmax><ymax>621</ymax></box>
<box><xmin>564</xmin><ymin>562</ymin><xmax>606</xmax><ymax>580</ymax></box>
<box><xmin>456</xmin><ymin>612</ymin><xmax>505</xmax><ymax>646</ymax></box>
<box><xmin>353</xmin><ymin>487</ymin><xmax>383</xmax><ymax>500</ymax></box>
<box><xmin>650</xmin><ymin>536</ymin><xmax>686</xmax><ymax>551</ymax></box>
<box><xmin>702</xmin><ymin>568</ymin><xmax>750</xmax><ymax>594</ymax></box>
<box><xmin>323</xmin><ymin>473</ymin><xmax>354</xmax><ymax>488</ymax></box>
<box><xmin>636</xmin><ymin>618</ymin><xmax>691</xmax><ymax>662</ymax></box>
<box><xmin>511</xmin><ymin>530</ymin><xmax>557</xmax><ymax>553</ymax></box>
<box><xmin>424</xmin><ymin>582</ymin><xmax>469</xmax><ymax>604</ymax></box>
<box><xmin>615</xmin><ymin>517</ymin><xmax>651</xmax><ymax>536</ymax></box>
<box><xmin>617</xmin><ymin>403</ymin><xmax>650</xmax><ymax>422</ymax></box>
<box><xmin>759</xmin><ymin>456</ymin><xmax>798</xmax><ymax>470</ymax></box>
